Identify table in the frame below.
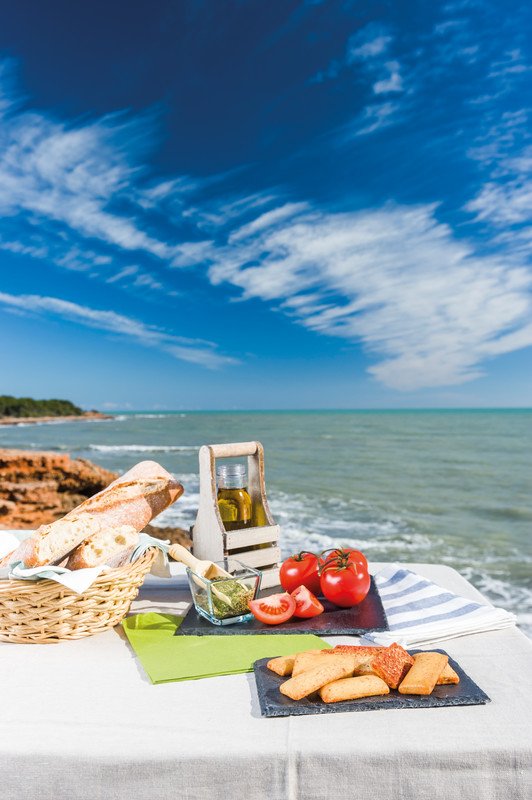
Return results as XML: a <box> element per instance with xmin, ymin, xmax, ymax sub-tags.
<box><xmin>1</xmin><ymin>563</ymin><xmax>531</xmax><ymax>800</ymax></box>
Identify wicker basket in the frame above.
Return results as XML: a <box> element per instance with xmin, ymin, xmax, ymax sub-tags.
<box><xmin>0</xmin><ymin>548</ymin><xmax>157</xmax><ymax>644</ymax></box>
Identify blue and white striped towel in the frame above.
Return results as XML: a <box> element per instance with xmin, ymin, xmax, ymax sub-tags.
<box><xmin>363</xmin><ymin>564</ymin><xmax>516</xmax><ymax>647</ymax></box>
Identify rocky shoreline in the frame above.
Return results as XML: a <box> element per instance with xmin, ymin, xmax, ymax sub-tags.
<box><xmin>0</xmin><ymin>448</ymin><xmax>191</xmax><ymax>547</ymax></box>
<box><xmin>0</xmin><ymin>411</ymin><xmax>113</xmax><ymax>426</ymax></box>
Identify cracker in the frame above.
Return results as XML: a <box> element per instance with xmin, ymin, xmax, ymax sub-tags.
<box><xmin>319</xmin><ymin>674</ymin><xmax>390</xmax><ymax>704</ymax></box>
<box><xmin>371</xmin><ymin>642</ymin><xmax>414</xmax><ymax>689</ymax></box>
<box><xmin>292</xmin><ymin>651</ymin><xmax>330</xmax><ymax>676</ymax></box>
<box><xmin>436</xmin><ymin>662</ymin><xmax>460</xmax><ymax>685</ymax></box>
<box><xmin>293</xmin><ymin>651</ymin><xmax>373</xmax><ymax>677</ymax></box>
<box><xmin>266</xmin><ymin>654</ymin><xmax>297</xmax><ymax>677</ymax></box>
<box><xmin>280</xmin><ymin>661</ymin><xmax>353</xmax><ymax>701</ymax></box>
<box><xmin>399</xmin><ymin>652</ymin><xmax>448</xmax><ymax>695</ymax></box>
<box><xmin>326</xmin><ymin>646</ymin><xmax>385</xmax><ymax>656</ymax></box>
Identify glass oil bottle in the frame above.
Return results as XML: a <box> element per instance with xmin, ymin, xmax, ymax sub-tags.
<box><xmin>216</xmin><ymin>462</ymin><xmax>252</xmax><ymax>531</ymax></box>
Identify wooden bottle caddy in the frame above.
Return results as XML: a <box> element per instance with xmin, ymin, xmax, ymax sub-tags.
<box><xmin>192</xmin><ymin>441</ymin><xmax>281</xmax><ymax>589</ymax></box>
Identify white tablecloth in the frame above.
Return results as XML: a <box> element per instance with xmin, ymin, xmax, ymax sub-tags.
<box><xmin>1</xmin><ymin>563</ymin><xmax>531</xmax><ymax>800</ymax></box>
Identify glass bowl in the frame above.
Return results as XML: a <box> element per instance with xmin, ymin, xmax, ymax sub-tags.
<box><xmin>186</xmin><ymin>559</ymin><xmax>261</xmax><ymax>625</ymax></box>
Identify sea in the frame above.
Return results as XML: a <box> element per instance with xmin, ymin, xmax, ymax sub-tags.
<box><xmin>1</xmin><ymin>409</ymin><xmax>531</xmax><ymax>637</ymax></box>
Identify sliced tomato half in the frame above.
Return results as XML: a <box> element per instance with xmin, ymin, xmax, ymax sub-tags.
<box><xmin>291</xmin><ymin>585</ymin><xmax>324</xmax><ymax>618</ymax></box>
<box><xmin>248</xmin><ymin>592</ymin><xmax>296</xmax><ymax>625</ymax></box>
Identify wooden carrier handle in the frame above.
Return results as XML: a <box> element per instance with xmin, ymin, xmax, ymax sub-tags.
<box><xmin>207</xmin><ymin>441</ymin><xmax>258</xmax><ymax>458</ymax></box>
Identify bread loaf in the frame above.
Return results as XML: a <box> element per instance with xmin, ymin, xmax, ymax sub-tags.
<box><xmin>2</xmin><ymin>460</ymin><xmax>183</xmax><ymax>568</ymax></box>
<box><xmin>66</xmin><ymin>524</ymin><xmax>140</xmax><ymax>569</ymax></box>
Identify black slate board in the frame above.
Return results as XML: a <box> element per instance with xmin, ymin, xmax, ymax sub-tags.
<box><xmin>176</xmin><ymin>576</ymin><xmax>388</xmax><ymax>636</ymax></box>
<box><xmin>253</xmin><ymin>649</ymin><xmax>490</xmax><ymax>717</ymax></box>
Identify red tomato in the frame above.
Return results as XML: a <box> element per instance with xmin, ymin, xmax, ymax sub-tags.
<box><xmin>291</xmin><ymin>585</ymin><xmax>324</xmax><ymax>618</ymax></box>
<box><xmin>279</xmin><ymin>552</ymin><xmax>321</xmax><ymax>595</ymax></box>
<box><xmin>320</xmin><ymin>548</ymin><xmax>368</xmax><ymax>574</ymax></box>
<box><xmin>248</xmin><ymin>593</ymin><xmax>296</xmax><ymax>625</ymax></box>
<box><xmin>320</xmin><ymin>562</ymin><xmax>371</xmax><ymax>608</ymax></box>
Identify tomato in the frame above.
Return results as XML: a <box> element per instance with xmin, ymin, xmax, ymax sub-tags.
<box><xmin>291</xmin><ymin>585</ymin><xmax>324</xmax><ymax>618</ymax></box>
<box><xmin>279</xmin><ymin>551</ymin><xmax>321</xmax><ymax>595</ymax></box>
<box><xmin>248</xmin><ymin>592</ymin><xmax>296</xmax><ymax>625</ymax></box>
<box><xmin>320</xmin><ymin>548</ymin><xmax>368</xmax><ymax>574</ymax></box>
<box><xmin>320</xmin><ymin>560</ymin><xmax>370</xmax><ymax>608</ymax></box>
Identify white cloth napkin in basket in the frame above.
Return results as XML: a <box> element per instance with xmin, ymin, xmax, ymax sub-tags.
<box><xmin>0</xmin><ymin>532</ymin><xmax>172</xmax><ymax>594</ymax></box>
<box><xmin>363</xmin><ymin>564</ymin><xmax>516</xmax><ymax>648</ymax></box>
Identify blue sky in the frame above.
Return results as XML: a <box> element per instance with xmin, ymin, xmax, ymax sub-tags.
<box><xmin>0</xmin><ymin>0</ymin><xmax>531</xmax><ymax>409</ymax></box>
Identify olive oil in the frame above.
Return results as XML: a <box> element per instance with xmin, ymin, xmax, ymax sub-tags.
<box><xmin>216</xmin><ymin>463</ymin><xmax>252</xmax><ymax>531</ymax></box>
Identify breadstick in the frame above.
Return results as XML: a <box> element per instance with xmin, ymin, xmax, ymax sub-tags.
<box><xmin>267</xmin><ymin>654</ymin><xmax>297</xmax><ymax>677</ymax></box>
<box><xmin>411</xmin><ymin>653</ymin><xmax>459</xmax><ymax>685</ymax></box>
<box><xmin>280</xmin><ymin>661</ymin><xmax>353</xmax><ymax>701</ymax></box>
<box><xmin>436</xmin><ymin>662</ymin><xmax>460</xmax><ymax>685</ymax></box>
<box><xmin>319</xmin><ymin>674</ymin><xmax>390</xmax><ymax>703</ymax></box>
<box><xmin>399</xmin><ymin>652</ymin><xmax>448</xmax><ymax>695</ymax></box>
<box><xmin>292</xmin><ymin>651</ymin><xmax>330</xmax><ymax>676</ymax></box>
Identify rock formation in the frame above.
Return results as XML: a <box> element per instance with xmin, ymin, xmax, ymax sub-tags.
<box><xmin>0</xmin><ymin>448</ymin><xmax>191</xmax><ymax>547</ymax></box>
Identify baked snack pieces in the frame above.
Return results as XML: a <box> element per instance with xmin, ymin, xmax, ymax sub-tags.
<box><xmin>436</xmin><ymin>661</ymin><xmax>460</xmax><ymax>685</ymax></box>
<box><xmin>319</xmin><ymin>675</ymin><xmax>390</xmax><ymax>704</ymax></box>
<box><xmin>371</xmin><ymin>642</ymin><xmax>414</xmax><ymax>689</ymax></box>
<box><xmin>267</xmin><ymin>654</ymin><xmax>298</xmax><ymax>677</ymax></box>
<box><xmin>399</xmin><ymin>652</ymin><xmax>449</xmax><ymax>695</ymax></box>
<box><xmin>280</xmin><ymin>661</ymin><xmax>353</xmax><ymax>701</ymax></box>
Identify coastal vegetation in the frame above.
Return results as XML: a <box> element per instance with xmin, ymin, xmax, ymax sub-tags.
<box><xmin>0</xmin><ymin>395</ymin><xmax>83</xmax><ymax>418</ymax></box>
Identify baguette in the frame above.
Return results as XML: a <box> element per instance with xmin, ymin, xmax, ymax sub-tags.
<box><xmin>4</xmin><ymin>461</ymin><xmax>183</xmax><ymax>568</ymax></box>
<box><xmin>66</xmin><ymin>525</ymin><xmax>140</xmax><ymax>569</ymax></box>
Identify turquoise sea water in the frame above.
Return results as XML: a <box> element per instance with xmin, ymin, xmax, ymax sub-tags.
<box><xmin>1</xmin><ymin>409</ymin><xmax>531</xmax><ymax>635</ymax></box>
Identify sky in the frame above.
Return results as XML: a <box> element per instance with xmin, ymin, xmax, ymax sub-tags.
<box><xmin>0</xmin><ymin>0</ymin><xmax>531</xmax><ymax>410</ymax></box>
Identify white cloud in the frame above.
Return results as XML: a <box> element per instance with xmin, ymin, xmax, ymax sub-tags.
<box><xmin>106</xmin><ymin>265</ymin><xmax>139</xmax><ymax>284</ymax></box>
<box><xmin>465</xmin><ymin>106</ymin><xmax>532</xmax><ymax>240</ymax></box>
<box><xmin>349</xmin><ymin>35</ymin><xmax>391</xmax><ymax>61</ymax></box>
<box><xmin>0</xmin><ymin>239</ymin><xmax>48</xmax><ymax>259</ymax></box>
<box><xmin>466</xmin><ymin>181</ymin><xmax>532</xmax><ymax>226</ymax></box>
<box><xmin>0</xmin><ymin>64</ymin><xmax>206</xmax><ymax>271</ymax></box>
<box><xmin>0</xmin><ymin>291</ymin><xmax>237</xmax><ymax>369</ymax></box>
<box><xmin>207</xmin><ymin>202</ymin><xmax>532</xmax><ymax>390</ymax></box>
<box><xmin>229</xmin><ymin>203</ymin><xmax>308</xmax><ymax>242</ymax></box>
<box><xmin>352</xmin><ymin>102</ymin><xmax>401</xmax><ymax>137</ymax></box>
<box><xmin>373</xmin><ymin>61</ymin><xmax>403</xmax><ymax>94</ymax></box>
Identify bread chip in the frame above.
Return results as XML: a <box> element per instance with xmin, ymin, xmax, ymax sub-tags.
<box><xmin>280</xmin><ymin>661</ymin><xmax>353</xmax><ymax>701</ymax></box>
<box><xmin>371</xmin><ymin>642</ymin><xmax>414</xmax><ymax>689</ymax></box>
<box><xmin>399</xmin><ymin>652</ymin><xmax>448</xmax><ymax>695</ymax></box>
<box><xmin>319</xmin><ymin>674</ymin><xmax>390</xmax><ymax>703</ymax></box>
<box><xmin>267</xmin><ymin>654</ymin><xmax>297</xmax><ymax>677</ymax></box>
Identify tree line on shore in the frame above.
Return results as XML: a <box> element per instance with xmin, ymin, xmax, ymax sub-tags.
<box><xmin>0</xmin><ymin>395</ymin><xmax>83</xmax><ymax>418</ymax></box>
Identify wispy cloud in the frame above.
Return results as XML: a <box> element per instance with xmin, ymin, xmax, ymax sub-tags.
<box><xmin>311</xmin><ymin>23</ymin><xmax>397</xmax><ymax>89</ymax></box>
<box><xmin>1</xmin><ymin>34</ymin><xmax>531</xmax><ymax>395</ymax></box>
<box><xmin>349</xmin><ymin>102</ymin><xmax>401</xmax><ymax>137</ymax></box>
<box><xmin>0</xmin><ymin>291</ymin><xmax>236</xmax><ymax>369</ymax></box>
<box><xmin>314</xmin><ymin>23</ymin><xmax>408</xmax><ymax>139</ymax></box>
<box><xmin>0</xmin><ymin>60</ymin><xmax>209</xmax><ymax>274</ymax></box>
<box><xmin>349</xmin><ymin>34</ymin><xmax>391</xmax><ymax>60</ymax></box>
<box><xmin>206</xmin><ymin>202</ymin><xmax>532</xmax><ymax>390</ymax></box>
<box><xmin>372</xmin><ymin>61</ymin><xmax>403</xmax><ymax>94</ymax></box>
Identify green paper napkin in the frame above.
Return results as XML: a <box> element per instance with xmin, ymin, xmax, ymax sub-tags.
<box><xmin>122</xmin><ymin>613</ymin><xmax>330</xmax><ymax>684</ymax></box>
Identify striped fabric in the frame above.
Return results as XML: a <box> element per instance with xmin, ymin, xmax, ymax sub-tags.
<box><xmin>363</xmin><ymin>564</ymin><xmax>516</xmax><ymax>647</ymax></box>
